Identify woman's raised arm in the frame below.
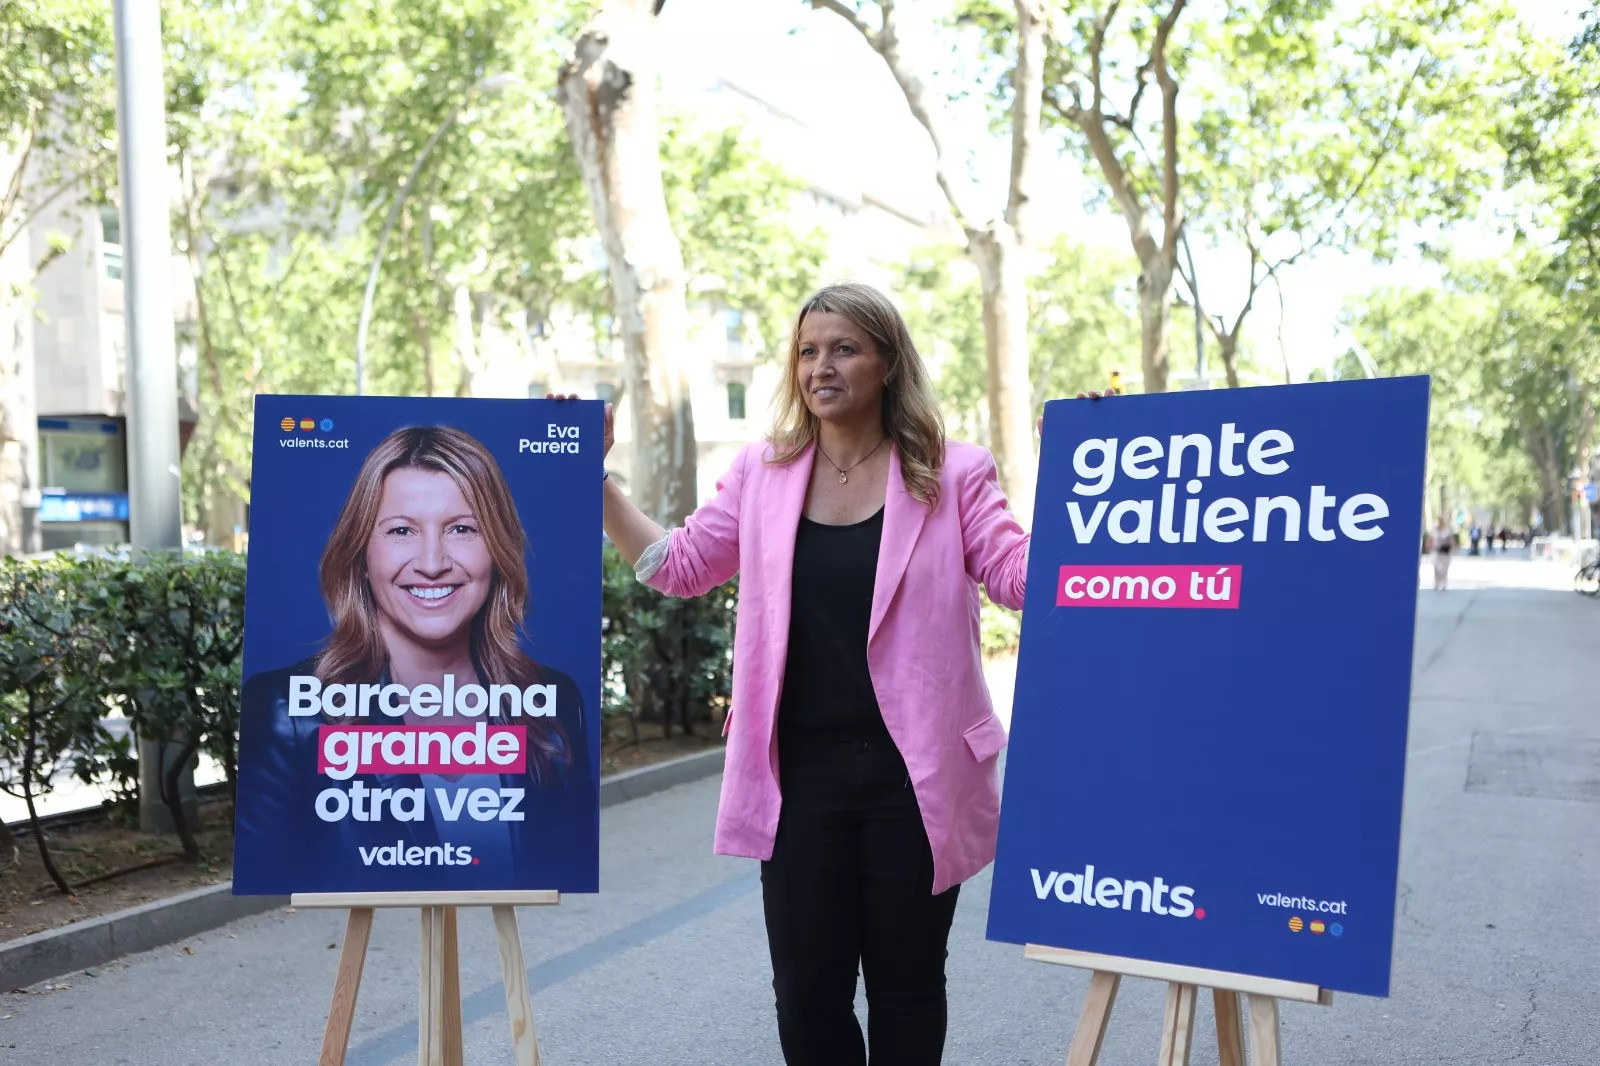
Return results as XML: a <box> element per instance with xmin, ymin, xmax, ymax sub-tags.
<box><xmin>554</xmin><ymin>395</ymin><xmax>744</xmax><ymax>597</ymax></box>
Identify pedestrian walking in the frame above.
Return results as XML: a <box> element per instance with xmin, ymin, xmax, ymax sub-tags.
<box><xmin>1470</xmin><ymin>524</ymin><xmax>1482</xmax><ymax>555</ymax></box>
<box><xmin>1432</xmin><ymin>518</ymin><xmax>1455</xmax><ymax>590</ymax></box>
<box><xmin>578</xmin><ymin>281</ymin><xmax>1034</xmax><ymax>1065</ymax></box>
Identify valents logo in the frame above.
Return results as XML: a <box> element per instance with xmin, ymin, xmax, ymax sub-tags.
<box><xmin>1031</xmin><ymin>864</ymin><xmax>1202</xmax><ymax>919</ymax></box>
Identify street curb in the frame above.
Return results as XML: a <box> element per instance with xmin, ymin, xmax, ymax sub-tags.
<box><xmin>598</xmin><ymin>745</ymin><xmax>725</xmax><ymax>809</ymax></box>
<box><xmin>0</xmin><ymin>743</ymin><xmax>726</xmax><ymax>992</ymax></box>
<box><xmin>1</xmin><ymin>882</ymin><xmax>284</xmax><ymax>993</ymax></box>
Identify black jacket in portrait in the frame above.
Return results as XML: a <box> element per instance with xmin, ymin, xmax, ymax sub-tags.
<box><xmin>233</xmin><ymin>656</ymin><xmax>597</xmax><ymax>894</ymax></box>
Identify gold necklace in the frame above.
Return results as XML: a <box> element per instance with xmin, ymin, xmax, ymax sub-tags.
<box><xmin>816</xmin><ymin>436</ymin><xmax>888</xmax><ymax>484</ymax></box>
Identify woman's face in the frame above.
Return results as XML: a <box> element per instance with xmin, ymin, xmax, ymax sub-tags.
<box><xmin>797</xmin><ymin>310</ymin><xmax>889</xmax><ymax>426</ymax></box>
<box><xmin>365</xmin><ymin>467</ymin><xmax>493</xmax><ymax>653</ymax></box>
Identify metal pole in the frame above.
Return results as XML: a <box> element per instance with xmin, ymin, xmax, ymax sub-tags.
<box><xmin>113</xmin><ymin>0</ymin><xmax>194</xmax><ymax>832</ymax></box>
<box><xmin>354</xmin><ymin>104</ymin><xmax>466</xmax><ymax>395</ymax></box>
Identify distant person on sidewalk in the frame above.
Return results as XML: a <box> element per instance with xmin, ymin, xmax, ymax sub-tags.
<box><xmin>1470</xmin><ymin>524</ymin><xmax>1482</xmax><ymax>555</ymax></box>
<box><xmin>1432</xmin><ymin>519</ymin><xmax>1455</xmax><ymax>590</ymax></box>
<box><xmin>566</xmin><ymin>281</ymin><xmax>1039</xmax><ymax>1066</ymax></box>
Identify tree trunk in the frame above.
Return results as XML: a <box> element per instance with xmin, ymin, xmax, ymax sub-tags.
<box><xmin>970</xmin><ymin>226</ymin><xmax>1036</xmax><ymax>522</ymax></box>
<box><xmin>452</xmin><ymin>283</ymin><xmax>475</xmax><ymax>398</ymax></box>
<box><xmin>560</xmin><ymin>0</ymin><xmax>697</xmax><ymax>525</ymax></box>
<box><xmin>22</xmin><ymin>696</ymin><xmax>71</xmax><ymax>895</ymax></box>
<box><xmin>1219</xmin><ymin>331</ymin><xmax>1241</xmax><ymax>389</ymax></box>
<box><xmin>1139</xmin><ymin>262</ymin><xmax>1173</xmax><ymax>395</ymax></box>
<box><xmin>411</xmin><ymin>304</ymin><xmax>436</xmax><ymax>397</ymax></box>
<box><xmin>161</xmin><ymin>736</ymin><xmax>202</xmax><ymax>863</ymax></box>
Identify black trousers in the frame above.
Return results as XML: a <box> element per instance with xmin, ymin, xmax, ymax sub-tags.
<box><xmin>761</xmin><ymin>730</ymin><xmax>961</xmax><ymax>1066</ymax></box>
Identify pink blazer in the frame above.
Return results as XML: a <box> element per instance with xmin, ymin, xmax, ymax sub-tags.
<box><xmin>645</xmin><ymin>439</ymin><xmax>1030</xmax><ymax>894</ymax></box>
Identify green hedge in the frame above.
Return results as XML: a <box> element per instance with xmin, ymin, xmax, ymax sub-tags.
<box><xmin>0</xmin><ymin>546</ymin><xmax>737</xmax><ymax>892</ymax></box>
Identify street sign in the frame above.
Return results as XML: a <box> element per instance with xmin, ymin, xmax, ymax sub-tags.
<box><xmin>988</xmin><ymin>377</ymin><xmax>1430</xmax><ymax>998</ymax></box>
<box><xmin>233</xmin><ymin>396</ymin><xmax>603</xmax><ymax>896</ymax></box>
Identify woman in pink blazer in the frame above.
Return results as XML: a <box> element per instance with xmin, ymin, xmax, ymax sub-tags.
<box><xmin>600</xmin><ymin>281</ymin><xmax>1029</xmax><ymax>1065</ymax></box>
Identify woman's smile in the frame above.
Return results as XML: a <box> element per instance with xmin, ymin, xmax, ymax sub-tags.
<box><xmin>404</xmin><ymin>583</ymin><xmax>462</xmax><ymax>604</ymax></box>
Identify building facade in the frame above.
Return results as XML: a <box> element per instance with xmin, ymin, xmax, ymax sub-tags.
<box><xmin>27</xmin><ymin>196</ymin><xmax>197</xmax><ymax>550</ymax></box>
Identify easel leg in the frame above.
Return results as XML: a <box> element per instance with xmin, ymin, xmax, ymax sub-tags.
<box><xmin>442</xmin><ymin>908</ymin><xmax>464</xmax><ymax>1066</ymax></box>
<box><xmin>319</xmin><ymin>907</ymin><xmax>374</xmax><ymax>1066</ymax></box>
<box><xmin>1157</xmin><ymin>983</ymin><xmax>1197</xmax><ymax>1066</ymax></box>
<box><xmin>1065</xmin><ymin>971</ymin><xmax>1120</xmax><ymax>1066</ymax></box>
<box><xmin>1213</xmin><ymin>989</ymin><xmax>1245</xmax><ymax>1066</ymax></box>
<box><xmin>493</xmin><ymin>905</ymin><xmax>541</xmax><ymax>1066</ymax></box>
<box><xmin>419</xmin><ymin>906</ymin><xmax>451</xmax><ymax>1066</ymax></box>
<box><xmin>1246</xmin><ymin>995</ymin><xmax>1281</xmax><ymax>1066</ymax></box>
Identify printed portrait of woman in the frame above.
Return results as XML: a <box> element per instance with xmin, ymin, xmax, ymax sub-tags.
<box><xmin>234</xmin><ymin>425</ymin><xmax>596</xmax><ymax>893</ymax></box>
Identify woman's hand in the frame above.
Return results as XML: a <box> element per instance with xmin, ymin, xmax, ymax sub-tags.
<box><xmin>1038</xmin><ymin>389</ymin><xmax>1113</xmax><ymax>435</ymax></box>
<box><xmin>546</xmin><ymin>393</ymin><xmax>615</xmax><ymax>459</ymax></box>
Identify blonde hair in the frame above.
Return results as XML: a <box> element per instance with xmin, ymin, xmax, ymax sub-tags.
<box><xmin>316</xmin><ymin>425</ymin><xmax>570</xmax><ymax>778</ymax></box>
<box><xmin>769</xmin><ymin>282</ymin><xmax>946</xmax><ymax>505</ymax></box>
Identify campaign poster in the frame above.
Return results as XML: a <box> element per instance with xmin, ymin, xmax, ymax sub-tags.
<box><xmin>233</xmin><ymin>396</ymin><xmax>602</xmax><ymax>895</ymax></box>
<box><xmin>986</xmin><ymin>378</ymin><xmax>1429</xmax><ymax>997</ymax></box>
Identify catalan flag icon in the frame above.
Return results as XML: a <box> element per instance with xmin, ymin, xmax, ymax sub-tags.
<box><xmin>1310</xmin><ymin>920</ymin><xmax>1326</xmax><ymax>935</ymax></box>
<box><xmin>1288</xmin><ymin>916</ymin><xmax>1304</xmax><ymax>933</ymax></box>
<box><xmin>299</xmin><ymin>419</ymin><xmax>315</xmax><ymax>431</ymax></box>
<box><xmin>279</xmin><ymin>417</ymin><xmax>295</xmax><ymax>431</ymax></box>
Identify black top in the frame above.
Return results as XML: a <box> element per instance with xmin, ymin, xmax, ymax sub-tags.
<box><xmin>778</xmin><ymin>507</ymin><xmax>890</xmax><ymax>742</ymax></box>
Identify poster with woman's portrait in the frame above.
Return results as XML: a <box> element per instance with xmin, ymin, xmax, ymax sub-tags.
<box><xmin>232</xmin><ymin>396</ymin><xmax>603</xmax><ymax>895</ymax></box>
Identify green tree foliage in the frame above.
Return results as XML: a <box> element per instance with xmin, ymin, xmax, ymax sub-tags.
<box><xmin>151</xmin><ymin>0</ymin><xmax>820</xmax><ymax>539</ymax></box>
<box><xmin>1184</xmin><ymin>0</ymin><xmax>1525</xmax><ymax>386</ymax></box>
<box><xmin>0</xmin><ymin>0</ymin><xmax>118</xmax><ymax>276</ymax></box>
<box><xmin>1338</xmin><ymin>282</ymin><xmax>1532</xmax><ymax>526</ymax></box>
<box><xmin>902</xmin><ymin>238</ymin><xmax>1142</xmax><ymax>442</ymax></box>
<box><xmin>661</xmin><ymin>120</ymin><xmax>825</xmax><ymax>359</ymax></box>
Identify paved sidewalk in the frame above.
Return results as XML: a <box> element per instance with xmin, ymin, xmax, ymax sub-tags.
<box><xmin>3</xmin><ymin>553</ymin><xmax>1597</xmax><ymax>1064</ymax></box>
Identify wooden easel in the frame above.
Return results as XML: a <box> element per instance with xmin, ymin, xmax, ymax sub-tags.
<box><xmin>1024</xmin><ymin>945</ymin><xmax>1332</xmax><ymax>1066</ymax></box>
<box><xmin>294</xmin><ymin>890</ymin><xmax>561</xmax><ymax>1066</ymax></box>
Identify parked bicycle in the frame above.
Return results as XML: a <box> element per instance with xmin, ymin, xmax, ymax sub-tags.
<box><xmin>1576</xmin><ymin>557</ymin><xmax>1600</xmax><ymax>597</ymax></box>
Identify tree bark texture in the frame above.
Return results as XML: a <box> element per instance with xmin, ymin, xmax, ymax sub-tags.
<box><xmin>560</xmin><ymin>0</ymin><xmax>697</xmax><ymax>526</ymax></box>
<box><xmin>1219</xmin><ymin>329</ymin><xmax>1240</xmax><ymax>389</ymax></box>
<box><xmin>811</xmin><ymin>0</ymin><xmax>1044</xmax><ymax>518</ymax></box>
<box><xmin>1055</xmin><ymin>0</ymin><xmax>1188</xmax><ymax>394</ymax></box>
<box><xmin>971</xmin><ymin>226</ymin><xmax>1035</xmax><ymax>522</ymax></box>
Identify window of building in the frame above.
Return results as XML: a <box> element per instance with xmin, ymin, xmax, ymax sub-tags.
<box><xmin>596</xmin><ymin>382</ymin><xmax>617</xmax><ymax>404</ymax></box>
<box><xmin>727</xmin><ymin>382</ymin><xmax>747</xmax><ymax>421</ymax></box>
<box><xmin>39</xmin><ymin>421</ymin><xmax>127</xmax><ymax>495</ymax></box>
<box><xmin>100</xmin><ymin>207</ymin><xmax>123</xmax><ymax>280</ymax></box>
<box><xmin>527</xmin><ymin>380</ymin><xmax>548</xmax><ymax>399</ymax></box>
<box><xmin>725</xmin><ymin>308</ymin><xmax>744</xmax><ymax>358</ymax></box>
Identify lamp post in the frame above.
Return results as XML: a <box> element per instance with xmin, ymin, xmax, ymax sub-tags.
<box><xmin>113</xmin><ymin>0</ymin><xmax>195</xmax><ymax>832</ymax></box>
<box><xmin>353</xmin><ymin>72</ymin><xmax>518</xmax><ymax>395</ymax></box>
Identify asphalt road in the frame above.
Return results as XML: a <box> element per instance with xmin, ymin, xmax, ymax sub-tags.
<box><xmin>2</xmin><ymin>553</ymin><xmax>1596</xmax><ymax>1065</ymax></box>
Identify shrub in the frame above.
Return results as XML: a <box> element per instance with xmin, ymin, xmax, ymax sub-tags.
<box><xmin>0</xmin><ymin>557</ymin><xmax>133</xmax><ymax>893</ymax></box>
<box><xmin>980</xmin><ymin>592</ymin><xmax>1022</xmax><ymax>659</ymax></box>
<box><xmin>601</xmin><ymin>542</ymin><xmax>736</xmax><ymax>743</ymax></box>
<box><xmin>84</xmin><ymin>550</ymin><xmax>247</xmax><ymax>863</ymax></box>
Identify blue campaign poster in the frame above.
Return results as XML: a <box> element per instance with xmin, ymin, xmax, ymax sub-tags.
<box><xmin>233</xmin><ymin>396</ymin><xmax>603</xmax><ymax>895</ymax></box>
<box><xmin>986</xmin><ymin>378</ymin><xmax>1429</xmax><ymax>998</ymax></box>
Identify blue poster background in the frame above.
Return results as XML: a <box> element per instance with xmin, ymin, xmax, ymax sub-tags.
<box><xmin>233</xmin><ymin>396</ymin><xmax>602</xmax><ymax>895</ymax></box>
<box><xmin>986</xmin><ymin>378</ymin><xmax>1429</xmax><ymax>997</ymax></box>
